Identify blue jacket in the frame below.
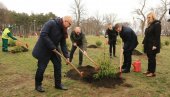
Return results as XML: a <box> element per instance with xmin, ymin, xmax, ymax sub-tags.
<box><xmin>32</xmin><ymin>17</ymin><xmax>69</xmax><ymax>60</ymax></box>
<box><xmin>119</xmin><ymin>26</ymin><xmax>138</xmax><ymax>51</ymax></box>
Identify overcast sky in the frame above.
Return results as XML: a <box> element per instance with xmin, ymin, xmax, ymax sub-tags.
<box><xmin>0</xmin><ymin>0</ymin><xmax>162</xmax><ymax>22</ymax></box>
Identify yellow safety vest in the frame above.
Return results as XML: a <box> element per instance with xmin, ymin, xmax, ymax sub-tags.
<box><xmin>2</xmin><ymin>28</ymin><xmax>10</xmax><ymax>39</ymax></box>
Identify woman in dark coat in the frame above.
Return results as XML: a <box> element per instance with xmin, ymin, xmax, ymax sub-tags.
<box><xmin>142</xmin><ymin>12</ymin><xmax>161</xmax><ymax>77</ymax></box>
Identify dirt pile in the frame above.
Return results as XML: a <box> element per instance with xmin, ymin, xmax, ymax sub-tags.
<box><xmin>66</xmin><ymin>65</ymin><xmax>125</xmax><ymax>88</ymax></box>
<box><xmin>87</xmin><ymin>45</ymin><xmax>98</xmax><ymax>48</ymax></box>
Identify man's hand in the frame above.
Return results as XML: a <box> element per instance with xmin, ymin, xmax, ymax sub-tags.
<box><xmin>83</xmin><ymin>51</ymin><xmax>87</xmax><ymax>56</ymax></box>
<box><xmin>73</xmin><ymin>42</ymin><xmax>77</xmax><ymax>46</ymax></box>
<box><xmin>52</xmin><ymin>49</ymin><xmax>57</xmax><ymax>52</ymax></box>
<box><xmin>152</xmin><ymin>46</ymin><xmax>157</xmax><ymax>50</ymax></box>
<box><xmin>66</xmin><ymin>58</ymin><xmax>70</xmax><ymax>65</ymax></box>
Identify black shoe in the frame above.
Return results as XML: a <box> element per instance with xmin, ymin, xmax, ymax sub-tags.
<box><xmin>122</xmin><ymin>69</ymin><xmax>130</xmax><ymax>73</ymax></box>
<box><xmin>55</xmin><ymin>84</ymin><xmax>68</xmax><ymax>90</ymax></box>
<box><xmin>35</xmin><ymin>86</ymin><xmax>45</xmax><ymax>92</ymax></box>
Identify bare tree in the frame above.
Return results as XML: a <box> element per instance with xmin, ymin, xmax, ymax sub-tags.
<box><xmin>161</xmin><ymin>16</ymin><xmax>170</xmax><ymax>35</ymax></box>
<box><xmin>70</xmin><ymin>0</ymin><xmax>86</xmax><ymax>26</ymax></box>
<box><xmin>159</xmin><ymin>0</ymin><xmax>170</xmax><ymax>21</ymax></box>
<box><xmin>102</xmin><ymin>13</ymin><xmax>117</xmax><ymax>25</ymax></box>
<box><xmin>151</xmin><ymin>0</ymin><xmax>170</xmax><ymax>21</ymax></box>
<box><xmin>134</xmin><ymin>0</ymin><xmax>147</xmax><ymax>36</ymax></box>
<box><xmin>0</xmin><ymin>2</ymin><xmax>7</xmax><ymax>9</ymax></box>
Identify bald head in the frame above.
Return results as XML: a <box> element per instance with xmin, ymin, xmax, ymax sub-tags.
<box><xmin>74</xmin><ymin>27</ymin><xmax>81</xmax><ymax>35</ymax></box>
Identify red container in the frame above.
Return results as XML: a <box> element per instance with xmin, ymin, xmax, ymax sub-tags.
<box><xmin>132</xmin><ymin>60</ymin><xmax>141</xmax><ymax>72</ymax></box>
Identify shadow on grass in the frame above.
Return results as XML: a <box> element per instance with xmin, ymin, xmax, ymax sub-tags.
<box><xmin>66</xmin><ymin>65</ymin><xmax>131</xmax><ymax>88</ymax></box>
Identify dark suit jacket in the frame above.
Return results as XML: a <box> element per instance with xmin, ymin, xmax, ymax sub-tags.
<box><xmin>32</xmin><ymin>17</ymin><xmax>69</xmax><ymax>60</ymax></box>
<box><xmin>105</xmin><ymin>27</ymin><xmax>118</xmax><ymax>44</ymax></box>
<box><xmin>70</xmin><ymin>31</ymin><xmax>87</xmax><ymax>50</ymax></box>
<box><xmin>142</xmin><ymin>20</ymin><xmax>161</xmax><ymax>54</ymax></box>
<box><xmin>119</xmin><ymin>26</ymin><xmax>138</xmax><ymax>51</ymax></box>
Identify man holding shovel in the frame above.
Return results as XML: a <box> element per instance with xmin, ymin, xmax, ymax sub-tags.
<box><xmin>32</xmin><ymin>16</ymin><xmax>72</xmax><ymax>92</ymax></box>
<box><xmin>114</xmin><ymin>23</ymin><xmax>138</xmax><ymax>73</ymax></box>
<box><xmin>69</xmin><ymin>27</ymin><xmax>87</xmax><ymax>66</ymax></box>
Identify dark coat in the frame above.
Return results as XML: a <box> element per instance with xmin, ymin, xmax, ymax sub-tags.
<box><xmin>70</xmin><ymin>31</ymin><xmax>87</xmax><ymax>50</ymax></box>
<box><xmin>120</xmin><ymin>26</ymin><xmax>138</xmax><ymax>51</ymax></box>
<box><xmin>32</xmin><ymin>17</ymin><xmax>69</xmax><ymax>60</ymax></box>
<box><xmin>105</xmin><ymin>28</ymin><xmax>118</xmax><ymax>44</ymax></box>
<box><xmin>142</xmin><ymin>20</ymin><xmax>161</xmax><ymax>54</ymax></box>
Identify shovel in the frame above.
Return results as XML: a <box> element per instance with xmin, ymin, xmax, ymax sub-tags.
<box><xmin>119</xmin><ymin>40</ymin><xmax>123</xmax><ymax>78</ymax></box>
<box><xmin>76</xmin><ymin>46</ymin><xmax>100</xmax><ymax>70</ymax></box>
<box><xmin>53</xmin><ymin>50</ymin><xmax>84</xmax><ymax>77</ymax></box>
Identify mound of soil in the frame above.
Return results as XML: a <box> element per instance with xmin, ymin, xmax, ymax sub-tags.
<box><xmin>87</xmin><ymin>45</ymin><xmax>98</xmax><ymax>48</ymax></box>
<box><xmin>66</xmin><ymin>65</ymin><xmax>125</xmax><ymax>88</ymax></box>
<box><xmin>10</xmin><ymin>46</ymin><xmax>28</xmax><ymax>53</ymax></box>
<box><xmin>132</xmin><ymin>49</ymin><xmax>143</xmax><ymax>55</ymax></box>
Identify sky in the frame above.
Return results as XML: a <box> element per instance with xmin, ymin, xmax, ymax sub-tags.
<box><xmin>0</xmin><ymin>0</ymin><xmax>162</xmax><ymax>22</ymax></box>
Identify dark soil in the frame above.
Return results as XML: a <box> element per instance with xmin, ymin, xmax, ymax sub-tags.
<box><xmin>10</xmin><ymin>46</ymin><xmax>28</xmax><ymax>53</ymax></box>
<box><xmin>66</xmin><ymin>65</ymin><xmax>125</xmax><ymax>88</ymax></box>
<box><xmin>87</xmin><ymin>45</ymin><xmax>98</xmax><ymax>48</ymax></box>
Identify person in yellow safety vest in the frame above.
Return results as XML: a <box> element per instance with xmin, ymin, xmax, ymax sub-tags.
<box><xmin>2</xmin><ymin>26</ymin><xmax>17</xmax><ymax>52</ymax></box>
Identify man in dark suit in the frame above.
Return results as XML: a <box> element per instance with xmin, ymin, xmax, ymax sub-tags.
<box><xmin>69</xmin><ymin>27</ymin><xmax>87</xmax><ymax>66</ymax></box>
<box><xmin>32</xmin><ymin>16</ymin><xmax>72</xmax><ymax>92</ymax></box>
<box><xmin>142</xmin><ymin>12</ymin><xmax>161</xmax><ymax>77</ymax></box>
<box><xmin>114</xmin><ymin>23</ymin><xmax>138</xmax><ymax>73</ymax></box>
<box><xmin>105</xmin><ymin>23</ymin><xmax>118</xmax><ymax>58</ymax></box>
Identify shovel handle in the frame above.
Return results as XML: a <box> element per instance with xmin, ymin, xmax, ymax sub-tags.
<box><xmin>53</xmin><ymin>50</ymin><xmax>83</xmax><ymax>77</ymax></box>
<box><xmin>76</xmin><ymin>46</ymin><xmax>99</xmax><ymax>67</ymax></box>
<box><xmin>119</xmin><ymin>40</ymin><xmax>123</xmax><ymax>78</ymax></box>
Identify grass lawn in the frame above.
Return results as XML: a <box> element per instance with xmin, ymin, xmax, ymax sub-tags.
<box><xmin>0</xmin><ymin>35</ymin><xmax>170</xmax><ymax>97</ymax></box>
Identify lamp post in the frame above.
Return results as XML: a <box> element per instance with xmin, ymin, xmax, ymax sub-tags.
<box><xmin>33</xmin><ymin>20</ymin><xmax>36</xmax><ymax>33</ymax></box>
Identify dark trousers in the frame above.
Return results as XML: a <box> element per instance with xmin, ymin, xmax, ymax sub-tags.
<box><xmin>147</xmin><ymin>53</ymin><xmax>156</xmax><ymax>73</ymax></box>
<box><xmin>122</xmin><ymin>50</ymin><xmax>133</xmax><ymax>71</ymax></box>
<box><xmin>35</xmin><ymin>54</ymin><xmax>61</xmax><ymax>87</ymax></box>
<box><xmin>69</xmin><ymin>45</ymin><xmax>83</xmax><ymax>65</ymax></box>
<box><xmin>2</xmin><ymin>38</ymin><xmax>8</xmax><ymax>52</ymax></box>
<box><xmin>109</xmin><ymin>42</ymin><xmax>116</xmax><ymax>57</ymax></box>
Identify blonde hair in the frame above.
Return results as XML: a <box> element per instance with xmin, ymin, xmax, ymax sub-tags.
<box><xmin>147</xmin><ymin>12</ymin><xmax>157</xmax><ymax>21</ymax></box>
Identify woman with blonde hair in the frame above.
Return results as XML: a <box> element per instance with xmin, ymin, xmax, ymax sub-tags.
<box><xmin>142</xmin><ymin>12</ymin><xmax>161</xmax><ymax>77</ymax></box>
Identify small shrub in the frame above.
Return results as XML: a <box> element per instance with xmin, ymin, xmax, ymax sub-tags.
<box><xmin>95</xmin><ymin>40</ymin><xmax>102</xmax><ymax>47</ymax></box>
<box><xmin>93</xmin><ymin>57</ymin><xmax>118</xmax><ymax>79</ymax></box>
<box><xmin>165</xmin><ymin>41</ymin><xmax>169</xmax><ymax>46</ymax></box>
